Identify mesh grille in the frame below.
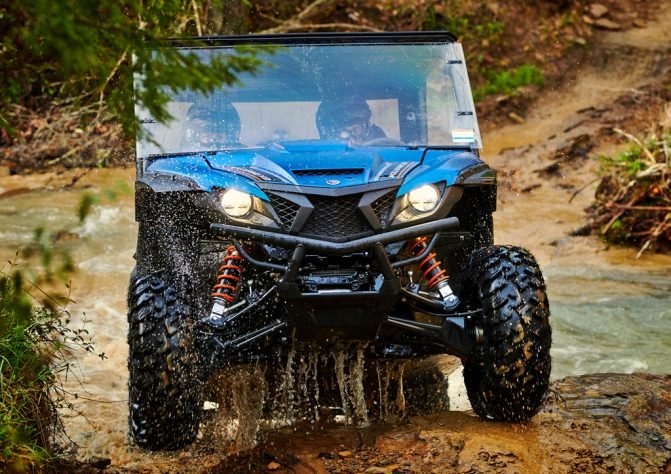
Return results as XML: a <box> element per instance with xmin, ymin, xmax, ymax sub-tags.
<box><xmin>268</xmin><ymin>193</ymin><xmax>300</xmax><ymax>230</ymax></box>
<box><xmin>301</xmin><ymin>194</ymin><xmax>370</xmax><ymax>239</ymax></box>
<box><xmin>293</xmin><ymin>168</ymin><xmax>364</xmax><ymax>177</ymax></box>
<box><xmin>371</xmin><ymin>190</ymin><xmax>397</xmax><ymax>227</ymax></box>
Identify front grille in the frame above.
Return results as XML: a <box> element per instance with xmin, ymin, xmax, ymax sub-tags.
<box><xmin>371</xmin><ymin>190</ymin><xmax>397</xmax><ymax>228</ymax></box>
<box><xmin>301</xmin><ymin>194</ymin><xmax>370</xmax><ymax>239</ymax></box>
<box><xmin>268</xmin><ymin>193</ymin><xmax>300</xmax><ymax>230</ymax></box>
<box><xmin>293</xmin><ymin>168</ymin><xmax>364</xmax><ymax>177</ymax></box>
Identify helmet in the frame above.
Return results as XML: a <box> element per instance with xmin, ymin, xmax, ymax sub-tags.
<box><xmin>183</xmin><ymin>99</ymin><xmax>241</xmax><ymax>149</ymax></box>
<box><xmin>316</xmin><ymin>98</ymin><xmax>373</xmax><ymax>143</ymax></box>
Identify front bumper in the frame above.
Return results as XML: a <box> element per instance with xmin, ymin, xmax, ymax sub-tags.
<box><xmin>205</xmin><ymin>216</ymin><xmax>478</xmax><ymax>358</ymax></box>
<box><xmin>210</xmin><ymin>216</ymin><xmax>460</xmax><ymax>257</ymax></box>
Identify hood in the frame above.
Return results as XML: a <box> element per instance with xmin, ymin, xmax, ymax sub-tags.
<box><xmin>205</xmin><ymin>141</ymin><xmax>422</xmax><ymax>188</ymax></box>
<box><xmin>144</xmin><ymin>141</ymin><xmax>483</xmax><ymax>199</ymax></box>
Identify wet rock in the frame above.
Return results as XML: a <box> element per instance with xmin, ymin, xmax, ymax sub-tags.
<box><xmin>588</xmin><ymin>3</ymin><xmax>609</xmax><ymax>19</ymax></box>
<box><xmin>508</xmin><ymin>112</ymin><xmax>526</xmax><ymax>124</ymax></box>
<box><xmin>592</xmin><ymin>18</ymin><xmax>622</xmax><ymax>31</ymax></box>
<box><xmin>53</xmin><ymin>229</ymin><xmax>80</xmax><ymax>242</ymax></box>
<box><xmin>551</xmin><ymin>134</ymin><xmax>595</xmax><ymax>166</ymax></box>
<box><xmin>85</xmin><ymin>456</ymin><xmax>112</xmax><ymax>470</ymax></box>
<box><xmin>363</xmin><ymin>467</ymin><xmax>388</xmax><ymax>474</ymax></box>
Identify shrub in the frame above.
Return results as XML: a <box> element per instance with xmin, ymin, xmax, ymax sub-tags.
<box><xmin>1</xmin><ymin>234</ymin><xmax>102</xmax><ymax>471</ymax></box>
<box><xmin>585</xmin><ymin>128</ymin><xmax>671</xmax><ymax>256</ymax></box>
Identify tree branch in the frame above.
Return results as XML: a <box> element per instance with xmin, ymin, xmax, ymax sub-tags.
<box><xmin>258</xmin><ymin>0</ymin><xmax>382</xmax><ymax>34</ymax></box>
<box><xmin>262</xmin><ymin>22</ymin><xmax>381</xmax><ymax>34</ymax></box>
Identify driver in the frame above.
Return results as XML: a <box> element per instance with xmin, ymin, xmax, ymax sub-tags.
<box><xmin>183</xmin><ymin>99</ymin><xmax>241</xmax><ymax>150</ymax></box>
<box><xmin>316</xmin><ymin>97</ymin><xmax>386</xmax><ymax>145</ymax></box>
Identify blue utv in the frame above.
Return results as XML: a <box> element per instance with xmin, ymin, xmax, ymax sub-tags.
<box><xmin>129</xmin><ymin>32</ymin><xmax>551</xmax><ymax>450</ymax></box>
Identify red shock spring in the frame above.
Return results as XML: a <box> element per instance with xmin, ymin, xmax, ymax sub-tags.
<box><xmin>211</xmin><ymin>245</ymin><xmax>245</xmax><ymax>304</ymax></box>
<box><xmin>407</xmin><ymin>236</ymin><xmax>450</xmax><ymax>289</ymax></box>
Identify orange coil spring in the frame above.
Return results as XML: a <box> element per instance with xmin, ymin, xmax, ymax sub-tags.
<box><xmin>407</xmin><ymin>236</ymin><xmax>450</xmax><ymax>289</ymax></box>
<box><xmin>211</xmin><ymin>245</ymin><xmax>245</xmax><ymax>304</ymax></box>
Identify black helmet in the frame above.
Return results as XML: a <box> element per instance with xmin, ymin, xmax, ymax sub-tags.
<box><xmin>184</xmin><ymin>99</ymin><xmax>241</xmax><ymax>149</ymax></box>
<box><xmin>316</xmin><ymin>97</ymin><xmax>372</xmax><ymax>142</ymax></box>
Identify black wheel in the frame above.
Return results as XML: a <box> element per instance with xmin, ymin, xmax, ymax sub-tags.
<box><xmin>463</xmin><ymin>245</ymin><xmax>551</xmax><ymax>421</ymax></box>
<box><xmin>127</xmin><ymin>270</ymin><xmax>203</xmax><ymax>450</ymax></box>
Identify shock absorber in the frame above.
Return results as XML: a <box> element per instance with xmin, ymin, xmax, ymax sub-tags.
<box><xmin>209</xmin><ymin>245</ymin><xmax>246</xmax><ymax>322</ymax></box>
<box><xmin>407</xmin><ymin>236</ymin><xmax>459</xmax><ymax>309</ymax></box>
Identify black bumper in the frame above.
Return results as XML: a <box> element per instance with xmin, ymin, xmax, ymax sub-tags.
<box><xmin>210</xmin><ymin>217</ymin><xmax>460</xmax><ymax>255</ymax></box>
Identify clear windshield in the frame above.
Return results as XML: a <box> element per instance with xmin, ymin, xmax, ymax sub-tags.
<box><xmin>136</xmin><ymin>41</ymin><xmax>481</xmax><ymax>158</ymax></box>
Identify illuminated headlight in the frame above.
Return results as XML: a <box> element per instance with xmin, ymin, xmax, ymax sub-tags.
<box><xmin>408</xmin><ymin>184</ymin><xmax>440</xmax><ymax>213</ymax></box>
<box><xmin>220</xmin><ymin>189</ymin><xmax>252</xmax><ymax>217</ymax></box>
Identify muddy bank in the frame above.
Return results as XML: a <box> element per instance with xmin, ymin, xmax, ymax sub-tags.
<box><xmin>58</xmin><ymin>373</ymin><xmax>670</xmax><ymax>473</ymax></box>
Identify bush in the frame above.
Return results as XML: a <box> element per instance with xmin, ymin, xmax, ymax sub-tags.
<box><xmin>473</xmin><ymin>64</ymin><xmax>545</xmax><ymax>101</ymax></box>
<box><xmin>585</xmin><ymin>128</ymin><xmax>671</xmax><ymax>256</ymax></box>
<box><xmin>0</xmin><ymin>237</ymin><xmax>102</xmax><ymax>471</ymax></box>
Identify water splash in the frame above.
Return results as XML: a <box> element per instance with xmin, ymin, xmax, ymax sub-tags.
<box><xmin>202</xmin><ymin>363</ymin><xmax>266</xmax><ymax>452</ymax></box>
<box><xmin>199</xmin><ymin>350</ymin><xmax>411</xmax><ymax>454</ymax></box>
<box><xmin>374</xmin><ymin>359</ymin><xmax>407</xmax><ymax>421</ymax></box>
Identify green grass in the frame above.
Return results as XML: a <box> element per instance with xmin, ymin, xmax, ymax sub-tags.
<box><xmin>0</xmin><ymin>272</ymin><xmax>55</xmax><ymax>471</ymax></box>
<box><xmin>473</xmin><ymin>64</ymin><xmax>545</xmax><ymax>101</ymax></box>
<box><xmin>1</xmin><ymin>226</ymin><xmax>103</xmax><ymax>471</ymax></box>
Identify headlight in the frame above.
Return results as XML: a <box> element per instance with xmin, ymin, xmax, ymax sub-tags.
<box><xmin>220</xmin><ymin>189</ymin><xmax>252</xmax><ymax>217</ymax></box>
<box><xmin>408</xmin><ymin>184</ymin><xmax>440</xmax><ymax>213</ymax></box>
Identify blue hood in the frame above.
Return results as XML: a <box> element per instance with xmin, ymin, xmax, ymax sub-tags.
<box><xmin>206</xmin><ymin>141</ymin><xmax>421</xmax><ymax>187</ymax></box>
<box><xmin>145</xmin><ymin>141</ymin><xmax>483</xmax><ymax>199</ymax></box>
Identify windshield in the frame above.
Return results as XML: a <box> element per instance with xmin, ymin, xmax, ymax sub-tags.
<box><xmin>136</xmin><ymin>40</ymin><xmax>481</xmax><ymax>158</ymax></box>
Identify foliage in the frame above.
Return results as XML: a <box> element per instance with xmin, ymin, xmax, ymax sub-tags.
<box><xmin>586</xmin><ymin>128</ymin><xmax>671</xmax><ymax>256</ymax></box>
<box><xmin>0</xmin><ymin>0</ymin><xmax>266</xmax><ymax>137</ymax></box>
<box><xmin>0</xmin><ymin>222</ymin><xmax>104</xmax><ymax>471</ymax></box>
<box><xmin>473</xmin><ymin>64</ymin><xmax>545</xmax><ymax>101</ymax></box>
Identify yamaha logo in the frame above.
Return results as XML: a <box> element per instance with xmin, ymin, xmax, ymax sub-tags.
<box><xmin>326</xmin><ymin>179</ymin><xmax>340</xmax><ymax>185</ymax></box>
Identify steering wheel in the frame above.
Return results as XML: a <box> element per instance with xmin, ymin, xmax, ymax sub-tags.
<box><xmin>361</xmin><ymin>137</ymin><xmax>406</xmax><ymax>147</ymax></box>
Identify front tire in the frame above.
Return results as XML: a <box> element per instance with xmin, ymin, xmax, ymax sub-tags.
<box><xmin>127</xmin><ymin>270</ymin><xmax>203</xmax><ymax>450</ymax></box>
<box><xmin>463</xmin><ymin>246</ymin><xmax>551</xmax><ymax>421</ymax></box>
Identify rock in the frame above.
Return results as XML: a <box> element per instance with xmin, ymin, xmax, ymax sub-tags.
<box><xmin>633</xmin><ymin>18</ymin><xmax>646</xmax><ymax>28</ymax></box>
<box><xmin>267</xmin><ymin>461</ymin><xmax>281</xmax><ymax>470</ymax></box>
<box><xmin>364</xmin><ymin>467</ymin><xmax>388</xmax><ymax>474</ymax></box>
<box><xmin>338</xmin><ymin>450</ymin><xmax>353</xmax><ymax>458</ymax></box>
<box><xmin>588</xmin><ymin>3</ymin><xmax>609</xmax><ymax>19</ymax></box>
<box><xmin>508</xmin><ymin>112</ymin><xmax>526</xmax><ymax>124</ymax></box>
<box><xmin>592</xmin><ymin>18</ymin><xmax>622</xmax><ymax>31</ymax></box>
<box><xmin>84</xmin><ymin>456</ymin><xmax>112</xmax><ymax>469</ymax></box>
<box><xmin>552</xmin><ymin>134</ymin><xmax>595</xmax><ymax>166</ymax></box>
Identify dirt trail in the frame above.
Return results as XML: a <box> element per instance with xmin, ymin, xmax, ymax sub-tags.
<box><xmin>482</xmin><ymin>7</ymin><xmax>671</xmax><ymax>268</ymax></box>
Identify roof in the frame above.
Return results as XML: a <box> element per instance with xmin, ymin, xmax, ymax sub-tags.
<box><xmin>165</xmin><ymin>31</ymin><xmax>457</xmax><ymax>48</ymax></box>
